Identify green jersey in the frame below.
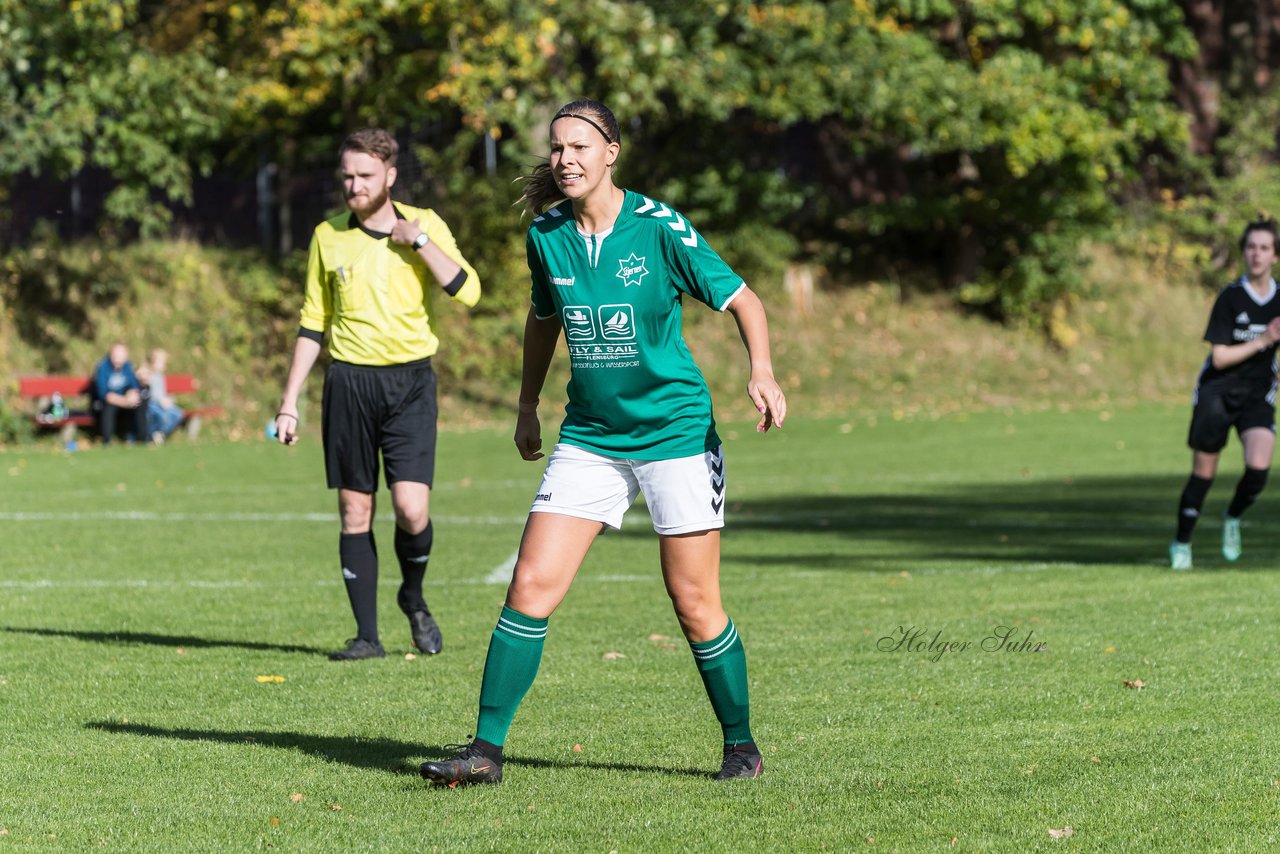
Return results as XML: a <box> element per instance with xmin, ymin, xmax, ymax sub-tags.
<box><xmin>527</xmin><ymin>189</ymin><xmax>746</xmax><ymax>460</ymax></box>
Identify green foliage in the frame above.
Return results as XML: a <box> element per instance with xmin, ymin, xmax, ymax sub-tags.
<box><xmin>0</xmin><ymin>0</ymin><xmax>236</xmax><ymax>236</ymax></box>
<box><xmin>0</xmin><ymin>401</ymin><xmax>34</xmax><ymax>446</ymax></box>
<box><xmin>0</xmin><ymin>0</ymin><xmax>1224</xmax><ymax>325</ymax></box>
<box><xmin>1134</xmin><ymin>86</ymin><xmax>1280</xmax><ymax>291</ymax></box>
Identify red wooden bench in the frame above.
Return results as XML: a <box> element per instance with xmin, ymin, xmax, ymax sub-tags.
<box><xmin>18</xmin><ymin>374</ymin><xmax>225</xmax><ymax>442</ymax></box>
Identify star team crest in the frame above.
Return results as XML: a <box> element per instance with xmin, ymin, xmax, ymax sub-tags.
<box><xmin>617</xmin><ymin>253</ymin><xmax>649</xmax><ymax>288</ymax></box>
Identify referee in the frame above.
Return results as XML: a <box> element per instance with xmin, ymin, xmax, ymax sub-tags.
<box><xmin>1171</xmin><ymin>217</ymin><xmax>1280</xmax><ymax>569</ymax></box>
<box><xmin>276</xmin><ymin>128</ymin><xmax>481</xmax><ymax>659</ymax></box>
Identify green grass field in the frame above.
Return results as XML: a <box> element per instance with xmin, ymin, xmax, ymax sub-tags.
<box><xmin>2</xmin><ymin>404</ymin><xmax>1279</xmax><ymax>851</ymax></box>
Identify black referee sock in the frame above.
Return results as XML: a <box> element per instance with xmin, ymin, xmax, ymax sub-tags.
<box><xmin>1176</xmin><ymin>475</ymin><xmax>1213</xmax><ymax>543</ymax></box>
<box><xmin>339</xmin><ymin>531</ymin><xmax>379</xmax><ymax>642</ymax></box>
<box><xmin>1227</xmin><ymin>467</ymin><xmax>1269</xmax><ymax>519</ymax></box>
<box><xmin>395</xmin><ymin>521</ymin><xmax>433</xmax><ymax>614</ymax></box>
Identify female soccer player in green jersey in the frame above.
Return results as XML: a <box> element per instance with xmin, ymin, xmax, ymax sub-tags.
<box><xmin>421</xmin><ymin>99</ymin><xmax>787</xmax><ymax>785</ymax></box>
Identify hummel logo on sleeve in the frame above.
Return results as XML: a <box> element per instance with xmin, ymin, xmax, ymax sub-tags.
<box><xmin>552</xmin><ymin>276</ymin><xmax>575</xmax><ymax>287</ymax></box>
<box><xmin>634</xmin><ymin>197</ymin><xmax>698</xmax><ymax>248</ymax></box>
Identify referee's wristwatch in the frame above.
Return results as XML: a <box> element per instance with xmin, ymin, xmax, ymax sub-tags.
<box><xmin>412</xmin><ymin>231</ymin><xmax>431</xmax><ymax>250</ymax></box>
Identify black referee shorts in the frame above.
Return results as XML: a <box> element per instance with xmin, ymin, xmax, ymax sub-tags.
<box><xmin>322</xmin><ymin>357</ymin><xmax>438</xmax><ymax>492</ymax></box>
<box><xmin>1187</xmin><ymin>383</ymin><xmax>1276</xmax><ymax>453</ymax></box>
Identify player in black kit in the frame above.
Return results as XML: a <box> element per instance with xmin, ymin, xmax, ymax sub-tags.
<box><xmin>1171</xmin><ymin>217</ymin><xmax>1280</xmax><ymax>569</ymax></box>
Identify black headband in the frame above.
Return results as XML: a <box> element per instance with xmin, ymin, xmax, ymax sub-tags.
<box><xmin>554</xmin><ymin>112</ymin><xmax>613</xmax><ymax>143</ymax></box>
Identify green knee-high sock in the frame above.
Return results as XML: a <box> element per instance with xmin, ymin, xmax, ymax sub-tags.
<box><xmin>475</xmin><ymin>605</ymin><xmax>549</xmax><ymax>747</ymax></box>
<box><xmin>690</xmin><ymin>617</ymin><xmax>754</xmax><ymax>745</ymax></box>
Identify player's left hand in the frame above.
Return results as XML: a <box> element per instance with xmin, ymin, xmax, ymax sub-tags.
<box><xmin>514</xmin><ymin>410</ymin><xmax>544</xmax><ymax>460</ymax></box>
<box><xmin>391</xmin><ymin>218</ymin><xmax>423</xmax><ymax>246</ymax></box>
<box><xmin>747</xmin><ymin>373</ymin><xmax>786</xmax><ymax>433</ymax></box>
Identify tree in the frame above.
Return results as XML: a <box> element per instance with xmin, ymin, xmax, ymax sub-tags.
<box><xmin>0</xmin><ymin>0</ymin><xmax>236</xmax><ymax>236</ymax></box>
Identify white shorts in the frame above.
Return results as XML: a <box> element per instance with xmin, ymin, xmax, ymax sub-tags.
<box><xmin>529</xmin><ymin>443</ymin><xmax>726</xmax><ymax>535</ymax></box>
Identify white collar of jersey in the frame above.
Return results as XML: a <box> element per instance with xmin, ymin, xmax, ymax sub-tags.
<box><xmin>576</xmin><ymin>225</ymin><xmax>614</xmax><ymax>241</ymax></box>
<box><xmin>1240</xmin><ymin>275</ymin><xmax>1278</xmax><ymax>305</ymax></box>
<box><xmin>576</xmin><ymin>225</ymin><xmax>613</xmax><ymax>268</ymax></box>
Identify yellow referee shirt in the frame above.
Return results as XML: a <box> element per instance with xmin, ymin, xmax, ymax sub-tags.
<box><xmin>299</xmin><ymin>203</ymin><xmax>481</xmax><ymax>365</ymax></box>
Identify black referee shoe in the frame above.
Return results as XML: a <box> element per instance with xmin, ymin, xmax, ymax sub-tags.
<box><xmin>715</xmin><ymin>743</ymin><xmax>764</xmax><ymax>781</ymax></box>
<box><xmin>405</xmin><ymin>610</ymin><xmax>442</xmax><ymax>655</ymax></box>
<box><xmin>420</xmin><ymin>741</ymin><xmax>503</xmax><ymax>786</ymax></box>
<box><xmin>327</xmin><ymin>637</ymin><xmax>385</xmax><ymax>661</ymax></box>
<box><xmin>398</xmin><ymin>590</ymin><xmax>442</xmax><ymax>655</ymax></box>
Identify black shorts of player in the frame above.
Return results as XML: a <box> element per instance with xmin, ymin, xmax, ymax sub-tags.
<box><xmin>1187</xmin><ymin>382</ymin><xmax>1277</xmax><ymax>453</ymax></box>
<box><xmin>322</xmin><ymin>357</ymin><xmax>438</xmax><ymax>492</ymax></box>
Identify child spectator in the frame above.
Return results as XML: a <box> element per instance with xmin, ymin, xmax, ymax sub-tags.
<box><xmin>143</xmin><ymin>348</ymin><xmax>184</xmax><ymax>444</ymax></box>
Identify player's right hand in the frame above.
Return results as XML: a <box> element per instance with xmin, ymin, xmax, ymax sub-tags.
<box><xmin>276</xmin><ymin>412</ymin><xmax>299</xmax><ymax>445</ymax></box>
<box><xmin>514</xmin><ymin>411</ymin><xmax>544</xmax><ymax>460</ymax></box>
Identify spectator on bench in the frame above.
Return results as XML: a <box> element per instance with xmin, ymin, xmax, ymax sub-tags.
<box><xmin>92</xmin><ymin>342</ymin><xmax>148</xmax><ymax>445</ymax></box>
<box><xmin>140</xmin><ymin>348</ymin><xmax>183</xmax><ymax>444</ymax></box>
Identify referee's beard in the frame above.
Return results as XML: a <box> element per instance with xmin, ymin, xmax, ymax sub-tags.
<box><xmin>346</xmin><ymin>185</ymin><xmax>391</xmax><ymax>222</ymax></box>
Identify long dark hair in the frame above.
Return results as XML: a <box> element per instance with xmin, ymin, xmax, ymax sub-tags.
<box><xmin>517</xmin><ymin>99</ymin><xmax>622</xmax><ymax>216</ymax></box>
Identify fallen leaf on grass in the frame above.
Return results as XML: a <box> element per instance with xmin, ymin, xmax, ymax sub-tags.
<box><xmin>949</xmin><ymin>838</ymin><xmax>958</xmax><ymax>846</ymax></box>
<box><xmin>1090</xmin><ymin>756</ymin><xmax>1101</xmax><ymax>763</ymax></box>
<box><xmin>326</xmin><ymin>803</ymin><xmax>342</xmax><ymax>812</ymax></box>
<box><xmin>256</xmin><ymin>675</ymin><xmax>287</xmax><ymax>683</ymax></box>
<box><xmin>175</xmin><ymin>648</ymin><xmax>186</xmax><ymax>655</ymax></box>
<box><xmin>1122</xmin><ymin>679</ymin><xmax>1145</xmax><ymax>690</ymax></box>
<box><xmin>647</xmin><ymin>634</ymin><xmax>670</xmax><ymax>642</ymax></box>
<box><xmin>1048</xmin><ymin>827</ymin><xmax>1074</xmax><ymax>839</ymax></box>
<box><xmin>0</xmin><ymin>828</ymin><xmax>8</xmax><ymax>835</ymax></box>
<box><xmin>601</xmin><ymin>652</ymin><xmax>625</xmax><ymax>660</ymax></box>
<box><xmin>289</xmin><ymin>793</ymin><xmax>304</xmax><ymax>803</ymax></box>
<box><xmin>405</xmin><ymin>653</ymin><xmax>417</xmax><ymax>661</ymax></box>
<box><xmin>1104</xmin><ymin>646</ymin><xmax>1116</xmax><ymax>654</ymax></box>
<box><xmin>572</xmin><ymin>744</ymin><xmax>583</xmax><ymax>753</ymax></box>
<box><xmin>270</xmin><ymin>817</ymin><xmax>280</xmax><ymax>827</ymax></box>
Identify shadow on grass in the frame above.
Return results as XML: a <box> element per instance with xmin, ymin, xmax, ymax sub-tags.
<box><xmin>2</xmin><ymin>626</ymin><xmax>324</xmax><ymax>655</ymax></box>
<box><xmin>85</xmin><ymin>722</ymin><xmax>709</xmax><ymax>779</ymax></box>
<box><xmin>619</xmin><ymin>472</ymin><xmax>1278</xmax><ymax>568</ymax></box>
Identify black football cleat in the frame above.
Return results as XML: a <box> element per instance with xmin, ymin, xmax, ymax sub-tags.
<box><xmin>715</xmin><ymin>743</ymin><xmax>764</xmax><ymax>781</ymax></box>
<box><xmin>398</xmin><ymin>590</ymin><xmax>442</xmax><ymax>655</ymax></box>
<box><xmin>327</xmin><ymin>637</ymin><xmax>385</xmax><ymax>661</ymax></box>
<box><xmin>405</xmin><ymin>610</ymin><xmax>442</xmax><ymax>655</ymax></box>
<box><xmin>420</xmin><ymin>742</ymin><xmax>503</xmax><ymax>787</ymax></box>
